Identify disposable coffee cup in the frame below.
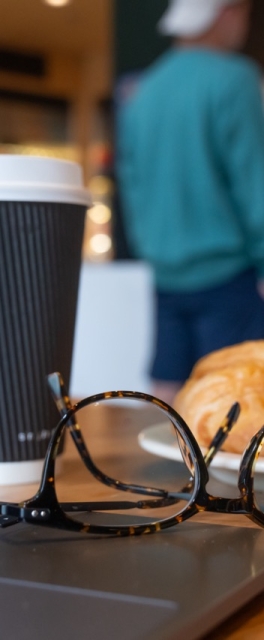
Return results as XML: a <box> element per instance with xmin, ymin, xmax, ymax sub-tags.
<box><xmin>0</xmin><ymin>155</ymin><xmax>92</xmax><ymax>485</ymax></box>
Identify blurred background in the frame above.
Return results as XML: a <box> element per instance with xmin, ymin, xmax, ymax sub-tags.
<box><xmin>1</xmin><ymin>0</ymin><xmax>264</xmax><ymax>394</ymax></box>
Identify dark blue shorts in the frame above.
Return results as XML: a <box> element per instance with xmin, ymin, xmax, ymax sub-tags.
<box><xmin>150</xmin><ymin>269</ymin><xmax>264</xmax><ymax>382</ymax></box>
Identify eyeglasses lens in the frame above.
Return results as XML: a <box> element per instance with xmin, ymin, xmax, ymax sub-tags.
<box><xmin>54</xmin><ymin>397</ymin><xmax>197</xmax><ymax>528</ymax></box>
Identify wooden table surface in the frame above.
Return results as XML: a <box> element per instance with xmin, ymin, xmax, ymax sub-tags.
<box><xmin>1</xmin><ymin>401</ymin><xmax>264</xmax><ymax>640</ymax></box>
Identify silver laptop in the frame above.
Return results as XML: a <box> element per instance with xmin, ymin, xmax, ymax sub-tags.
<box><xmin>1</xmin><ymin>471</ymin><xmax>264</xmax><ymax>640</ymax></box>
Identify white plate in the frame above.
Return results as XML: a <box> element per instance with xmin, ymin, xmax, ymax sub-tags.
<box><xmin>138</xmin><ymin>423</ymin><xmax>264</xmax><ymax>490</ymax></box>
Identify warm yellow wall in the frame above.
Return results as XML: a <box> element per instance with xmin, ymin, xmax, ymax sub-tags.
<box><xmin>0</xmin><ymin>1</ymin><xmax>113</xmax><ymax>182</ymax></box>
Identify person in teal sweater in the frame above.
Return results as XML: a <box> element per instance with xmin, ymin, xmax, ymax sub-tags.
<box><xmin>116</xmin><ymin>0</ymin><xmax>264</xmax><ymax>404</ymax></box>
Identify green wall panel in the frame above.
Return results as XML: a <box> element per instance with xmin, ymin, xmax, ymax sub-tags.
<box><xmin>114</xmin><ymin>0</ymin><xmax>169</xmax><ymax>76</ymax></box>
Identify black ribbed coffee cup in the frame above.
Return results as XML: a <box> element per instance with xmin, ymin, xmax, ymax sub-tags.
<box><xmin>0</xmin><ymin>156</ymin><xmax>91</xmax><ymax>484</ymax></box>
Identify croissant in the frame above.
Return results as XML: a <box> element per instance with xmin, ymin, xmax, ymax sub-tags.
<box><xmin>174</xmin><ymin>341</ymin><xmax>264</xmax><ymax>454</ymax></box>
<box><xmin>191</xmin><ymin>340</ymin><xmax>264</xmax><ymax>379</ymax></box>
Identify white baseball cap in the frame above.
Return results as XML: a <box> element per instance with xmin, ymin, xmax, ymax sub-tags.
<box><xmin>158</xmin><ymin>0</ymin><xmax>243</xmax><ymax>37</ymax></box>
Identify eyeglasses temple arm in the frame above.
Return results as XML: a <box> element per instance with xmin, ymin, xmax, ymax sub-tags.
<box><xmin>47</xmin><ymin>372</ymin><xmax>90</xmax><ymax>451</ymax></box>
<box><xmin>47</xmin><ymin>371</ymin><xmax>73</xmax><ymax>416</ymax></box>
<box><xmin>203</xmin><ymin>401</ymin><xmax>240</xmax><ymax>467</ymax></box>
<box><xmin>60</xmin><ymin>493</ymin><xmax>190</xmax><ymax>513</ymax></box>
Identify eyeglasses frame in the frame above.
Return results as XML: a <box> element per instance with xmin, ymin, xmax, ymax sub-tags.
<box><xmin>1</xmin><ymin>377</ymin><xmax>264</xmax><ymax>535</ymax></box>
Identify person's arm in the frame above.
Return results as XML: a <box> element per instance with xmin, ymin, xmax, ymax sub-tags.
<box><xmin>218</xmin><ymin>60</ymin><xmax>264</xmax><ymax>282</ymax></box>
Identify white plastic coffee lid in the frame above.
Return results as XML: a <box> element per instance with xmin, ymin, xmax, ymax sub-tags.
<box><xmin>0</xmin><ymin>155</ymin><xmax>92</xmax><ymax>205</ymax></box>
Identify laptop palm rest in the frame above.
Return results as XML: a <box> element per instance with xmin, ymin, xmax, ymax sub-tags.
<box><xmin>0</xmin><ymin>578</ymin><xmax>177</xmax><ymax>640</ymax></box>
<box><xmin>1</xmin><ymin>515</ymin><xmax>264</xmax><ymax>640</ymax></box>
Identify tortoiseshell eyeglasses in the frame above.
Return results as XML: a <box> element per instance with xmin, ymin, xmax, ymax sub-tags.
<box><xmin>1</xmin><ymin>371</ymin><xmax>264</xmax><ymax>536</ymax></box>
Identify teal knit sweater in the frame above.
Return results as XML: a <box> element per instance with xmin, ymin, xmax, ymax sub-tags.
<box><xmin>117</xmin><ymin>49</ymin><xmax>264</xmax><ymax>291</ymax></box>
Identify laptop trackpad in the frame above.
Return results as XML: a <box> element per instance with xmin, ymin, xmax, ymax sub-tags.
<box><xmin>0</xmin><ymin>578</ymin><xmax>178</xmax><ymax>640</ymax></box>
